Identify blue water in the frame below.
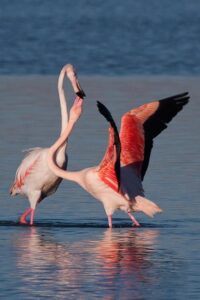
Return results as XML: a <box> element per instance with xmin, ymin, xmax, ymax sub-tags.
<box><xmin>0</xmin><ymin>75</ymin><xmax>200</xmax><ymax>299</ymax></box>
<box><xmin>0</xmin><ymin>1</ymin><xmax>200</xmax><ymax>298</ymax></box>
<box><xmin>0</xmin><ymin>223</ymin><xmax>198</xmax><ymax>300</ymax></box>
<box><xmin>0</xmin><ymin>0</ymin><xmax>199</xmax><ymax>75</ymax></box>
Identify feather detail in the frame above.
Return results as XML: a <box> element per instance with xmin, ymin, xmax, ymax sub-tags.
<box><xmin>120</xmin><ymin>113</ymin><xmax>144</xmax><ymax>169</ymax></box>
<box><xmin>97</xmin><ymin>101</ymin><xmax>121</xmax><ymax>191</ymax></box>
<box><xmin>15</xmin><ymin>156</ymin><xmax>40</xmax><ymax>188</ymax></box>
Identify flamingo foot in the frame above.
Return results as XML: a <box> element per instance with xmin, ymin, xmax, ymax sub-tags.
<box><xmin>19</xmin><ymin>217</ymin><xmax>28</xmax><ymax>225</ymax></box>
<box><xmin>19</xmin><ymin>208</ymin><xmax>35</xmax><ymax>225</ymax></box>
<box><xmin>19</xmin><ymin>208</ymin><xmax>32</xmax><ymax>224</ymax></box>
<box><xmin>107</xmin><ymin>215</ymin><xmax>112</xmax><ymax>228</ymax></box>
<box><xmin>127</xmin><ymin>212</ymin><xmax>140</xmax><ymax>227</ymax></box>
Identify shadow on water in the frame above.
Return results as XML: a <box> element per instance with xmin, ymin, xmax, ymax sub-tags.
<box><xmin>0</xmin><ymin>219</ymin><xmax>178</xmax><ymax>228</ymax></box>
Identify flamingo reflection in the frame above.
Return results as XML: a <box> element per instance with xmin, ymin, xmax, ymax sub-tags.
<box><xmin>15</xmin><ymin>227</ymin><xmax>159</xmax><ymax>298</ymax></box>
<box><xmin>94</xmin><ymin>229</ymin><xmax>159</xmax><ymax>282</ymax></box>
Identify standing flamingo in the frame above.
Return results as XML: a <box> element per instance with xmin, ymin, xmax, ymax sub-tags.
<box><xmin>48</xmin><ymin>92</ymin><xmax>189</xmax><ymax>228</ymax></box>
<box><xmin>10</xmin><ymin>64</ymin><xmax>85</xmax><ymax>225</ymax></box>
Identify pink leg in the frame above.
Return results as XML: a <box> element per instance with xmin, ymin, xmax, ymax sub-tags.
<box><xmin>107</xmin><ymin>215</ymin><xmax>112</xmax><ymax>228</ymax></box>
<box><xmin>19</xmin><ymin>208</ymin><xmax>32</xmax><ymax>224</ymax></box>
<box><xmin>30</xmin><ymin>209</ymin><xmax>35</xmax><ymax>226</ymax></box>
<box><xmin>127</xmin><ymin>212</ymin><xmax>140</xmax><ymax>227</ymax></box>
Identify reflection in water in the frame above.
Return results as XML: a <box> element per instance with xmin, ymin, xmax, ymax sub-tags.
<box><xmin>15</xmin><ymin>227</ymin><xmax>159</xmax><ymax>299</ymax></box>
<box><xmin>93</xmin><ymin>229</ymin><xmax>159</xmax><ymax>300</ymax></box>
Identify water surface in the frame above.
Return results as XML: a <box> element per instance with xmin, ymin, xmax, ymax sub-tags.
<box><xmin>0</xmin><ymin>76</ymin><xmax>199</xmax><ymax>299</ymax></box>
<box><xmin>0</xmin><ymin>0</ymin><xmax>199</xmax><ymax>75</ymax></box>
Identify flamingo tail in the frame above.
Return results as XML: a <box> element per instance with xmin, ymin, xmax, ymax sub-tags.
<box><xmin>133</xmin><ymin>195</ymin><xmax>163</xmax><ymax>217</ymax></box>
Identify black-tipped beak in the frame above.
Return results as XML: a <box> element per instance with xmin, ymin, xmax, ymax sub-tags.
<box><xmin>76</xmin><ymin>90</ymin><xmax>86</xmax><ymax>99</ymax></box>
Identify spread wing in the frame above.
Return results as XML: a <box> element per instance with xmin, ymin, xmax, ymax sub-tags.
<box><xmin>97</xmin><ymin>101</ymin><xmax>121</xmax><ymax>191</ymax></box>
<box><xmin>142</xmin><ymin>92</ymin><xmax>189</xmax><ymax>179</ymax></box>
<box><xmin>120</xmin><ymin>92</ymin><xmax>189</xmax><ymax>180</ymax></box>
<box><xmin>96</xmin><ymin>92</ymin><xmax>189</xmax><ymax>193</ymax></box>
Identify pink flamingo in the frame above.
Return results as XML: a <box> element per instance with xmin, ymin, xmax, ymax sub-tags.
<box><xmin>10</xmin><ymin>64</ymin><xmax>85</xmax><ymax>225</ymax></box>
<box><xmin>48</xmin><ymin>92</ymin><xmax>189</xmax><ymax>228</ymax></box>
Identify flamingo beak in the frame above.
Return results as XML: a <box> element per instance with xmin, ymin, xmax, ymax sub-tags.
<box><xmin>76</xmin><ymin>90</ymin><xmax>86</xmax><ymax>99</ymax></box>
<box><xmin>67</xmin><ymin>66</ymin><xmax>86</xmax><ymax>98</ymax></box>
<box><xmin>75</xmin><ymin>79</ymin><xmax>86</xmax><ymax>98</ymax></box>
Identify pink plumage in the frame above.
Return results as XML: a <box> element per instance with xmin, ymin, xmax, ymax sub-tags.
<box><xmin>10</xmin><ymin>64</ymin><xmax>85</xmax><ymax>225</ymax></box>
<box><xmin>48</xmin><ymin>92</ymin><xmax>189</xmax><ymax>228</ymax></box>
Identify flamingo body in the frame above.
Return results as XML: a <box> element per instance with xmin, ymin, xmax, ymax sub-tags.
<box><xmin>10</xmin><ymin>64</ymin><xmax>85</xmax><ymax>225</ymax></box>
<box><xmin>11</xmin><ymin>147</ymin><xmax>66</xmax><ymax>199</ymax></box>
<box><xmin>48</xmin><ymin>92</ymin><xmax>189</xmax><ymax>227</ymax></box>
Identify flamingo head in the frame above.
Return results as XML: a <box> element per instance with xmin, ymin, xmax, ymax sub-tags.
<box><xmin>65</xmin><ymin>64</ymin><xmax>86</xmax><ymax>99</ymax></box>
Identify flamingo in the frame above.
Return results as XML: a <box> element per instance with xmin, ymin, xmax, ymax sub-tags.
<box><xmin>47</xmin><ymin>92</ymin><xmax>189</xmax><ymax>228</ymax></box>
<box><xmin>10</xmin><ymin>64</ymin><xmax>85</xmax><ymax>225</ymax></box>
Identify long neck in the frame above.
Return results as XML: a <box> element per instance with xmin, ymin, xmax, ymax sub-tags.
<box><xmin>58</xmin><ymin>66</ymin><xmax>68</xmax><ymax>134</ymax></box>
<box><xmin>48</xmin><ymin>120</ymin><xmax>80</xmax><ymax>182</ymax></box>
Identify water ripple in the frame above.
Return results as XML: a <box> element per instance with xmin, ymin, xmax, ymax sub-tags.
<box><xmin>0</xmin><ymin>219</ymin><xmax>180</xmax><ymax>229</ymax></box>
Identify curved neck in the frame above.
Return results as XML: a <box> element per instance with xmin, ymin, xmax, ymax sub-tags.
<box><xmin>48</xmin><ymin>120</ymin><xmax>80</xmax><ymax>182</ymax></box>
<box><xmin>58</xmin><ymin>66</ymin><xmax>68</xmax><ymax>134</ymax></box>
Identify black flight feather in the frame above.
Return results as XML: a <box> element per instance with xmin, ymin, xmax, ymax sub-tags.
<box><xmin>97</xmin><ymin>101</ymin><xmax>121</xmax><ymax>191</ymax></box>
<box><xmin>141</xmin><ymin>92</ymin><xmax>190</xmax><ymax>180</ymax></box>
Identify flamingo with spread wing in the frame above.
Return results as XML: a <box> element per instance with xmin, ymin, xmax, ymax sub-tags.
<box><xmin>48</xmin><ymin>92</ymin><xmax>189</xmax><ymax>228</ymax></box>
<box><xmin>10</xmin><ymin>64</ymin><xmax>85</xmax><ymax>225</ymax></box>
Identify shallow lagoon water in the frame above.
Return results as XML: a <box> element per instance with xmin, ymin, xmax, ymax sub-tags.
<box><xmin>1</xmin><ymin>0</ymin><xmax>200</xmax><ymax>76</ymax></box>
<box><xmin>0</xmin><ymin>76</ymin><xmax>199</xmax><ymax>299</ymax></box>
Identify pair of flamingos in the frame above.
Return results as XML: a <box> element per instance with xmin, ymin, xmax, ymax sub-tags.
<box><xmin>10</xmin><ymin>64</ymin><xmax>189</xmax><ymax>227</ymax></box>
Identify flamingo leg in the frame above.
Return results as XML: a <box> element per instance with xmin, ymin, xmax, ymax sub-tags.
<box><xmin>107</xmin><ymin>215</ymin><xmax>112</xmax><ymax>228</ymax></box>
<box><xmin>127</xmin><ymin>212</ymin><xmax>140</xmax><ymax>227</ymax></box>
<box><xmin>19</xmin><ymin>208</ymin><xmax>32</xmax><ymax>224</ymax></box>
<box><xmin>30</xmin><ymin>209</ymin><xmax>35</xmax><ymax>226</ymax></box>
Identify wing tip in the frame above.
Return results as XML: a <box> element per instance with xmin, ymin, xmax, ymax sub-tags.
<box><xmin>97</xmin><ymin>101</ymin><xmax>109</xmax><ymax>118</ymax></box>
<box><xmin>96</xmin><ymin>100</ymin><xmax>116</xmax><ymax>126</ymax></box>
<box><xmin>160</xmin><ymin>91</ymin><xmax>190</xmax><ymax>103</ymax></box>
<box><xmin>158</xmin><ymin>92</ymin><xmax>190</xmax><ymax>112</ymax></box>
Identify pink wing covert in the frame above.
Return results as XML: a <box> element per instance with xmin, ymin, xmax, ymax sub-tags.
<box><xmin>120</xmin><ymin>113</ymin><xmax>144</xmax><ymax>169</ymax></box>
<box><xmin>120</xmin><ymin>101</ymin><xmax>159</xmax><ymax>172</ymax></box>
<box><xmin>98</xmin><ymin>127</ymin><xmax>119</xmax><ymax>192</ymax></box>
<box><xmin>98</xmin><ymin>101</ymin><xmax>160</xmax><ymax>189</ymax></box>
